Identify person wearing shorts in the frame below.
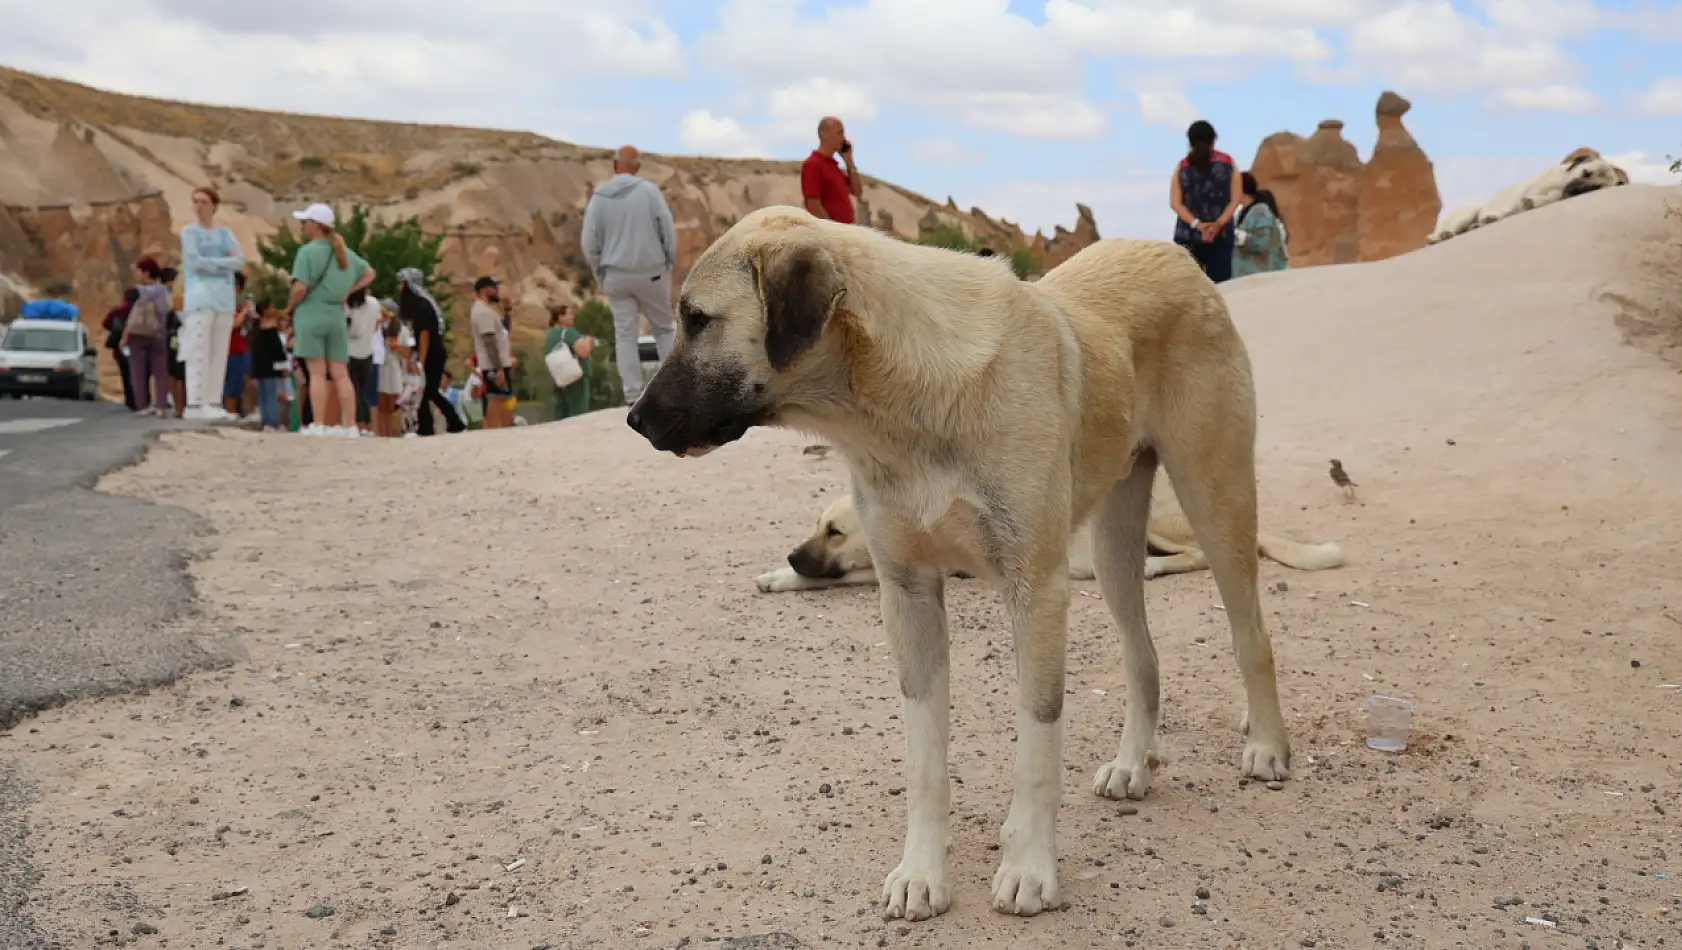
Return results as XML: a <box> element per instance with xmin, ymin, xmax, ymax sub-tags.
<box><xmin>280</xmin><ymin>203</ymin><xmax>374</xmax><ymax>437</ymax></box>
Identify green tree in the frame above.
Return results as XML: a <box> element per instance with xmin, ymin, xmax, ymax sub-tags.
<box><xmin>574</xmin><ymin>298</ymin><xmax>625</xmax><ymax>411</ymax></box>
<box><xmin>255</xmin><ymin>203</ymin><xmax>454</xmax><ymax>313</ymax></box>
<box><xmin>1010</xmin><ymin>246</ymin><xmax>1044</xmax><ymax>280</ymax></box>
<box><xmin>1671</xmin><ymin>153</ymin><xmax>1680</xmax><ymax>175</ymax></box>
<box><xmin>915</xmin><ymin>223</ymin><xmax>979</xmax><ymax>253</ymax></box>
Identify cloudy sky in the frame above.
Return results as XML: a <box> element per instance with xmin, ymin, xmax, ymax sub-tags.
<box><xmin>2</xmin><ymin>0</ymin><xmax>1678</xmax><ymax>238</ymax></box>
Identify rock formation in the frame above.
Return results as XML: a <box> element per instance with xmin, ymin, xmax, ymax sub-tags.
<box><xmin>0</xmin><ymin>66</ymin><xmax>1101</xmax><ymax>396</ymax></box>
<box><xmin>1249</xmin><ymin>91</ymin><xmax>1441</xmax><ymax>267</ymax></box>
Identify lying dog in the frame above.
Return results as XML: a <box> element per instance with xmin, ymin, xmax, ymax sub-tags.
<box><xmin>626</xmin><ymin>205</ymin><xmax>1295</xmax><ymax>922</ymax></box>
<box><xmin>757</xmin><ymin>471</ymin><xmax>1344</xmax><ymax>592</ymax></box>
<box><xmin>1429</xmin><ymin>150</ymin><xmax>1625</xmax><ymax>244</ymax></box>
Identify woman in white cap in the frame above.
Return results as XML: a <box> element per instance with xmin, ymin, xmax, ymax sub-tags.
<box><xmin>279</xmin><ymin>202</ymin><xmax>376</xmax><ymax>436</ymax></box>
<box><xmin>179</xmin><ymin>185</ymin><xmax>246</xmax><ymax>419</ymax></box>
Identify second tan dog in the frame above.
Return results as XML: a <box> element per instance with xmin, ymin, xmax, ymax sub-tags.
<box><xmin>757</xmin><ymin>472</ymin><xmax>1345</xmax><ymax>592</ymax></box>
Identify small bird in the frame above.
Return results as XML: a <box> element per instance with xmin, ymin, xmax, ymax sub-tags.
<box><xmin>802</xmin><ymin>444</ymin><xmax>832</xmax><ymax>459</ymax></box>
<box><xmin>1328</xmin><ymin>459</ymin><xmax>1358</xmax><ymax>503</ymax></box>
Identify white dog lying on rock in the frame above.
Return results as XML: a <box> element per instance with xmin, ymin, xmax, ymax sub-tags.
<box><xmin>1428</xmin><ymin>149</ymin><xmax>1625</xmax><ymax>245</ymax></box>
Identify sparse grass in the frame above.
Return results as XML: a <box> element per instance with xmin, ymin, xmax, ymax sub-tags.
<box><xmin>297</xmin><ymin>156</ymin><xmax>325</xmax><ymax>171</ymax></box>
<box><xmin>453</xmin><ymin>161</ymin><xmax>484</xmax><ymax>178</ymax></box>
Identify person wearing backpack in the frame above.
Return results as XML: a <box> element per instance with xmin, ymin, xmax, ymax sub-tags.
<box><xmin>122</xmin><ymin>256</ymin><xmax>173</xmax><ymax>416</ymax></box>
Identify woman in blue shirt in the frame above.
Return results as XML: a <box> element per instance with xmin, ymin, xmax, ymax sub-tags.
<box><xmin>1169</xmin><ymin>120</ymin><xmax>1243</xmax><ymax>283</ymax></box>
<box><xmin>179</xmin><ymin>185</ymin><xmax>246</xmax><ymax>419</ymax></box>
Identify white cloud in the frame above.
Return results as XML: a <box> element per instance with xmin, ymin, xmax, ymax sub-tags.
<box><xmin>675</xmin><ymin>110</ymin><xmax>769</xmax><ymax>158</ymax></box>
<box><xmin>693</xmin><ymin>0</ymin><xmax>1101</xmax><ymax>140</ymax></box>
<box><xmin>0</xmin><ymin>0</ymin><xmax>685</xmax><ymax>139</ymax></box>
<box><xmin>1477</xmin><ymin>0</ymin><xmax>1601</xmax><ymax>37</ymax></box>
<box><xmin>1601</xmin><ymin>151</ymin><xmax>1680</xmax><ymax>184</ymax></box>
<box><xmin>948</xmin><ymin>94</ymin><xmax>1108</xmax><ymax>140</ymax></box>
<box><xmin>1044</xmin><ymin>0</ymin><xmax>1335</xmax><ymax>60</ymax></box>
<box><xmin>1136</xmin><ymin>89</ymin><xmax>1203</xmax><ymax>130</ymax></box>
<box><xmin>910</xmin><ymin>138</ymin><xmax>984</xmax><ymax>168</ymax></box>
<box><xmin>1632</xmin><ymin>77</ymin><xmax>1682</xmax><ymax>116</ymax></box>
<box><xmin>1487</xmin><ymin>84</ymin><xmax>1601</xmax><ymax>112</ymax></box>
<box><xmin>767</xmin><ymin>78</ymin><xmax>878</xmax><ymax>124</ymax></box>
<box><xmin>1346</xmin><ymin>2</ymin><xmax>1580</xmax><ymax>98</ymax></box>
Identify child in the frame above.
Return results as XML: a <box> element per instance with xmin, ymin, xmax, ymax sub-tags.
<box><xmin>251</xmin><ymin>302</ymin><xmax>288</xmax><ymax>432</ymax></box>
<box><xmin>375</xmin><ymin>309</ymin><xmax>411</xmax><ymax>437</ymax></box>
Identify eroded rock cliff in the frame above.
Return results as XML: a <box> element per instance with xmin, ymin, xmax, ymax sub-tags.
<box><xmin>1249</xmin><ymin>91</ymin><xmax>1441</xmax><ymax>267</ymax></box>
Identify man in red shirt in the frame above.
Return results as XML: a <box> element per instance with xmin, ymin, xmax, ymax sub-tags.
<box><xmin>800</xmin><ymin>115</ymin><xmax>863</xmax><ymax>224</ymax></box>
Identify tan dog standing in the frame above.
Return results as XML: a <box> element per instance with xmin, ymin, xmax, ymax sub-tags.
<box><xmin>625</xmin><ymin>206</ymin><xmax>1294</xmax><ymax>922</ymax></box>
<box><xmin>756</xmin><ymin>471</ymin><xmax>1345</xmax><ymax>592</ymax></box>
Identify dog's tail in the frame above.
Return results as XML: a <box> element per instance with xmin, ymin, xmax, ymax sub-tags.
<box><xmin>1258</xmin><ymin>535</ymin><xmax>1345</xmax><ymax>572</ymax></box>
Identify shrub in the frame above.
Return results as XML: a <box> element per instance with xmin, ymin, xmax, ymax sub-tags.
<box><xmin>298</xmin><ymin>156</ymin><xmax>325</xmax><ymax>171</ymax></box>
<box><xmin>915</xmin><ymin>223</ymin><xmax>978</xmax><ymax>253</ymax></box>
<box><xmin>1010</xmin><ymin>246</ymin><xmax>1043</xmax><ymax>280</ymax></box>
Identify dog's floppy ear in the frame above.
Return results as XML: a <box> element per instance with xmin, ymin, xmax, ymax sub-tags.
<box><xmin>756</xmin><ymin>240</ymin><xmax>844</xmax><ymax>372</ymax></box>
<box><xmin>1566</xmin><ymin>152</ymin><xmax>1594</xmax><ymax>170</ymax></box>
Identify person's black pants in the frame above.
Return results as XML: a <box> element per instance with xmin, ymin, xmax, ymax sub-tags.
<box><xmin>417</xmin><ymin>357</ymin><xmax>464</xmax><ymax>436</ymax></box>
<box><xmin>347</xmin><ymin>356</ymin><xmax>373</xmax><ymax>425</ymax></box>
<box><xmin>1185</xmin><ymin>236</ymin><xmax>1234</xmax><ymax>283</ymax></box>
<box><xmin>111</xmin><ymin>348</ymin><xmax>137</xmax><ymax>410</ymax></box>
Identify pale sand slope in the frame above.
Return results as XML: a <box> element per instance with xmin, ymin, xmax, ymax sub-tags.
<box><xmin>9</xmin><ymin>186</ymin><xmax>1682</xmax><ymax>950</ymax></box>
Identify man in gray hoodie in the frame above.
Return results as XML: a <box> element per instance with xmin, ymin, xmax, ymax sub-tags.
<box><xmin>582</xmin><ymin>145</ymin><xmax>679</xmax><ymax>403</ymax></box>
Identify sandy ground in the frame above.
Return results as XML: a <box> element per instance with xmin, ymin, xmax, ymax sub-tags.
<box><xmin>7</xmin><ymin>185</ymin><xmax>1682</xmax><ymax>950</ymax></box>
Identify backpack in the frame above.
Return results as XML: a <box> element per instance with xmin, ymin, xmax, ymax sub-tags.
<box><xmin>127</xmin><ymin>292</ymin><xmax>162</xmax><ymax>338</ymax></box>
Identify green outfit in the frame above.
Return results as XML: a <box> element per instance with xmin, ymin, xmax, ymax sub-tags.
<box><xmin>1232</xmin><ymin>203</ymin><xmax>1289</xmax><ymax>279</ymax></box>
<box><xmin>544</xmin><ymin>325</ymin><xmax>592</xmax><ymax>419</ymax></box>
<box><xmin>289</xmin><ymin>238</ymin><xmax>370</xmax><ymax>362</ymax></box>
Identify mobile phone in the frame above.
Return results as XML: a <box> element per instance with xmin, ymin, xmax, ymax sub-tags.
<box><xmin>840</xmin><ymin>139</ymin><xmax>851</xmax><ymax>154</ymax></box>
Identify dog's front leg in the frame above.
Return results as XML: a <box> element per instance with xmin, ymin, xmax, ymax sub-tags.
<box><xmin>877</xmin><ymin>560</ymin><xmax>952</xmax><ymax>921</ymax></box>
<box><xmin>991</xmin><ymin>560</ymin><xmax>1068</xmax><ymax>916</ymax></box>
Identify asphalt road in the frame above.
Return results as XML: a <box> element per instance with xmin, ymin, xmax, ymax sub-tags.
<box><xmin>0</xmin><ymin>398</ymin><xmax>234</xmax><ymax>950</ymax></box>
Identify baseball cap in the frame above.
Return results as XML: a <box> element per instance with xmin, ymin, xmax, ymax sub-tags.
<box><xmin>292</xmin><ymin>203</ymin><xmax>335</xmax><ymax>228</ymax></box>
<box><xmin>474</xmin><ymin>276</ymin><xmax>500</xmax><ymax>292</ymax></box>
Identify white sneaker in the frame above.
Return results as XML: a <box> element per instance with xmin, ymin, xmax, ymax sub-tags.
<box><xmin>301</xmin><ymin>424</ymin><xmax>327</xmax><ymax>437</ymax></box>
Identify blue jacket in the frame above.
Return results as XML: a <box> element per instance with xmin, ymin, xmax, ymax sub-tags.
<box><xmin>180</xmin><ymin>223</ymin><xmax>246</xmax><ymax>314</ymax></box>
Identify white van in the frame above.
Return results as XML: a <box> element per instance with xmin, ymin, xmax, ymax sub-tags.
<box><xmin>0</xmin><ymin>318</ymin><xmax>100</xmax><ymax>401</ymax></box>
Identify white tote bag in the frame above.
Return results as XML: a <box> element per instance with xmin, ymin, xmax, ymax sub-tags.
<box><xmin>544</xmin><ymin>338</ymin><xmax>584</xmax><ymax>388</ymax></box>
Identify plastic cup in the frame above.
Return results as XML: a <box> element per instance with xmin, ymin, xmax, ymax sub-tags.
<box><xmin>1366</xmin><ymin>695</ymin><xmax>1414</xmax><ymax>753</ymax></box>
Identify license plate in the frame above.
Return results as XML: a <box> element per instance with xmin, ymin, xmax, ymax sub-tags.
<box><xmin>17</xmin><ymin>373</ymin><xmax>46</xmax><ymax>384</ymax></box>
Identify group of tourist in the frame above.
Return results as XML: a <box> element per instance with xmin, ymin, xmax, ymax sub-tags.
<box><xmin>1169</xmin><ymin>120</ymin><xmax>1291</xmax><ymax>283</ymax></box>
<box><xmin>98</xmin><ymin>187</ymin><xmax>604</xmax><ymax>436</ymax></box>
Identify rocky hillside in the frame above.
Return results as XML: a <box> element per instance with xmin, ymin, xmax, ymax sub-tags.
<box><xmin>0</xmin><ymin>65</ymin><xmax>1099</xmax><ymax>392</ymax></box>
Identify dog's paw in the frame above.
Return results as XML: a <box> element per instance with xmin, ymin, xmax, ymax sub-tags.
<box><xmin>1242</xmin><ymin>736</ymin><xmax>1291</xmax><ymax>782</ymax></box>
<box><xmin>882</xmin><ymin>856</ymin><xmax>951</xmax><ymax>921</ymax></box>
<box><xmin>1067</xmin><ymin>563</ymin><xmax>1095</xmax><ymax>581</ymax></box>
<box><xmin>1143</xmin><ymin>556</ymin><xmax>1166</xmax><ymax>579</ymax></box>
<box><xmin>990</xmin><ymin>854</ymin><xmax>1060</xmax><ymax>917</ymax></box>
<box><xmin>755</xmin><ymin>567</ymin><xmax>798</xmax><ymax>594</ymax></box>
<box><xmin>1092</xmin><ymin>749</ymin><xmax>1161</xmax><ymax>801</ymax></box>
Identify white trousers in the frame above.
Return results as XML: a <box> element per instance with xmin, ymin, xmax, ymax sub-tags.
<box><xmin>183</xmin><ymin>309</ymin><xmax>234</xmax><ymax>410</ymax></box>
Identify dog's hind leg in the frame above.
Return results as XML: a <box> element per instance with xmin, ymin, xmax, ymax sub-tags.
<box><xmin>1091</xmin><ymin>449</ymin><xmax>1164</xmax><ymax>801</ymax></box>
<box><xmin>874</xmin><ymin>547</ymin><xmax>954</xmax><ymax>922</ymax></box>
<box><xmin>1158</xmin><ymin>393</ymin><xmax>1292</xmax><ymax>783</ymax></box>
